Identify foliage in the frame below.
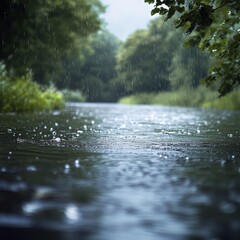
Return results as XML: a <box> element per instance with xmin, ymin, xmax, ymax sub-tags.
<box><xmin>116</xmin><ymin>17</ymin><xmax>209</xmax><ymax>95</ymax></box>
<box><xmin>0</xmin><ymin>0</ymin><xmax>104</xmax><ymax>84</ymax></box>
<box><xmin>203</xmin><ymin>87</ymin><xmax>240</xmax><ymax>110</ymax></box>
<box><xmin>116</xmin><ymin>18</ymin><xmax>178</xmax><ymax>94</ymax></box>
<box><xmin>62</xmin><ymin>89</ymin><xmax>86</xmax><ymax>102</ymax></box>
<box><xmin>145</xmin><ymin>0</ymin><xmax>240</xmax><ymax>96</ymax></box>
<box><xmin>169</xmin><ymin>45</ymin><xmax>209</xmax><ymax>90</ymax></box>
<box><xmin>119</xmin><ymin>87</ymin><xmax>213</xmax><ymax>107</ymax></box>
<box><xmin>58</xmin><ymin>30</ymin><xmax>121</xmax><ymax>102</ymax></box>
<box><xmin>0</xmin><ymin>66</ymin><xmax>64</xmax><ymax>113</ymax></box>
<box><xmin>119</xmin><ymin>86</ymin><xmax>240</xmax><ymax>110</ymax></box>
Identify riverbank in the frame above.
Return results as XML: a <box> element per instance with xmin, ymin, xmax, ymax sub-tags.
<box><xmin>119</xmin><ymin>87</ymin><xmax>240</xmax><ymax>110</ymax></box>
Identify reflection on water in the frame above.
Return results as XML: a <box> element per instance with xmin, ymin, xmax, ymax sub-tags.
<box><xmin>0</xmin><ymin>103</ymin><xmax>239</xmax><ymax>240</ymax></box>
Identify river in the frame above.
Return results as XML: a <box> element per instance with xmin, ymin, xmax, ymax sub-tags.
<box><xmin>0</xmin><ymin>103</ymin><xmax>240</xmax><ymax>240</ymax></box>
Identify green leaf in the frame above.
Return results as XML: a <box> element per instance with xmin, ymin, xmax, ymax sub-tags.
<box><xmin>166</xmin><ymin>6</ymin><xmax>176</xmax><ymax>19</ymax></box>
<box><xmin>151</xmin><ymin>8</ymin><xmax>160</xmax><ymax>15</ymax></box>
<box><xmin>144</xmin><ymin>0</ymin><xmax>155</xmax><ymax>3</ymax></box>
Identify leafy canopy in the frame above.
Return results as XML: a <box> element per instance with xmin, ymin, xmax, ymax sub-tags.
<box><xmin>0</xmin><ymin>0</ymin><xmax>104</xmax><ymax>83</ymax></box>
<box><xmin>145</xmin><ymin>0</ymin><xmax>240</xmax><ymax>96</ymax></box>
<box><xmin>116</xmin><ymin>17</ymin><xmax>209</xmax><ymax>95</ymax></box>
<box><xmin>58</xmin><ymin>30</ymin><xmax>120</xmax><ymax>102</ymax></box>
<box><xmin>117</xmin><ymin>19</ymin><xmax>179</xmax><ymax>94</ymax></box>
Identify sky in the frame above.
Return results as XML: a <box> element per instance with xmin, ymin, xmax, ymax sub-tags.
<box><xmin>101</xmin><ymin>0</ymin><xmax>155</xmax><ymax>40</ymax></box>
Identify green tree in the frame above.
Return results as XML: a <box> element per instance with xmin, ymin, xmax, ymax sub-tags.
<box><xmin>145</xmin><ymin>0</ymin><xmax>240</xmax><ymax>96</ymax></box>
<box><xmin>0</xmin><ymin>0</ymin><xmax>104</xmax><ymax>84</ymax></box>
<box><xmin>58</xmin><ymin>30</ymin><xmax>120</xmax><ymax>102</ymax></box>
<box><xmin>169</xmin><ymin>45</ymin><xmax>209</xmax><ymax>90</ymax></box>
<box><xmin>116</xmin><ymin>18</ymin><xmax>180</xmax><ymax>94</ymax></box>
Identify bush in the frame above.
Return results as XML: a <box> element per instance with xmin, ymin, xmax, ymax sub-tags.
<box><xmin>61</xmin><ymin>89</ymin><xmax>86</xmax><ymax>102</ymax></box>
<box><xmin>119</xmin><ymin>88</ymin><xmax>213</xmax><ymax>107</ymax></box>
<box><xmin>202</xmin><ymin>87</ymin><xmax>240</xmax><ymax>110</ymax></box>
<box><xmin>119</xmin><ymin>87</ymin><xmax>240</xmax><ymax>110</ymax></box>
<box><xmin>0</xmin><ymin>67</ymin><xmax>65</xmax><ymax>113</ymax></box>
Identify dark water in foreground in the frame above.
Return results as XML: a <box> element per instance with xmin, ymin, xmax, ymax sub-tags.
<box><xmin>0</xmin><ymin>103</ymin><xmax>240</xmax><ymax>240</ymax></box>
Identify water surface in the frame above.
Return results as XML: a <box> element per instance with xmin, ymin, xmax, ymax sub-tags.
<box><xmin>0</xmin><ymin>103</ymin><xmax>240</xmax><ymax>240</ymax></box>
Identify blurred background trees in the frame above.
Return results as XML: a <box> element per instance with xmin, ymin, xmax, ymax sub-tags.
<box><xmin>145</xmin><ymin>0</ymin><xmax>240</xmax><ymax>96</ymax></box>
<box><xmin>116</xmin><ymin>18</ymin><xmax>209</xmax><ymax>95</ymax></box>
<box><xmin>0</xmin><ymin>0</ymin><xmax>239</xmax><ymax>112</ymax></box>
<box><xmin>0</xmin><ymin>0</ymin><xmax>104</xmax><ymax>84</ymax></box>
<box><xmin>57</xmin><ymin>30</ymin><xmax>120</xmax><ymax>102</ymax></box>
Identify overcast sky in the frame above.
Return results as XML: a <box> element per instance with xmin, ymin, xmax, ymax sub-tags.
<box><xmin>101</xmin><ymin>0</ymin><xmax>155</xmax><ymax>40</ymax></box>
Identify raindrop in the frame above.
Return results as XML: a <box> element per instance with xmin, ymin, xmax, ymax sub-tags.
<box><xmin>220</xmin><ymin>160</ymin><xmax>226</xmax><ymax>167</ymax></box>
<box><xmin>65</xmin><ymin>205</ymin><xmax>81</xmax><ymax>221</ymax></box>
<box><xmin>26</xmin><ymin>165</ymin><xmax>37</xmax><ymax>172</ymax></box>
<box><xmin>23</xmin><ymin>202</ymin><xmax>42</xmax><ymax>215</ymax></box>
<box><xmin>65</xmin><ymin>164</ymin><xmax>70</xmax><ymax>169</ymax></box>
<box><xmin>220</xmin><ymin>202</ymin><xmax>236</xmax><ymax>214</ymax></box>
<box><xmin>55</xmin><ymin>137</ymin><xmax>61</xmax><ymax>143</ymax></box>
<box><xmin>64</xmin><ymin>164</ymin><xmax>70</xmax><ymax>174</ymax></box>
<box><xmin>1</xmin><ymin>167</ymin><xmax>7</xmax><ymax>172</ymax></box>
<box><xmin>75</xmin><ymin>159</ymin><xmax>81</xmax><ymax>168</ymax></box>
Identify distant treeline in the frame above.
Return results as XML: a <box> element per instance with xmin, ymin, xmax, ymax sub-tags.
<box><xmin>58</xmin><ymin>18</ymin><xmax>211</xmax><ymax>103</ymax></box>
<box><xmin>0</xmin><ymin>0</ymin><xmax>239</xmax><ymax>112</ymax></box>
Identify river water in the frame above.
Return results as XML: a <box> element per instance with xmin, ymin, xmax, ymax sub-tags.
<box><xmin>0</xmin><ymin>103</ymin><xmax>240</xmax><ymax>240</ymax></box>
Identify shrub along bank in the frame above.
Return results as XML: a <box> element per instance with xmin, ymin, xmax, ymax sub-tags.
<box><xmin>0</xmin><ymin>72</ymin><xmax>64</xmax><ymax>113</ymax></box>
<box><xmin>119</xmin><ymin>87</ymin><xmax>240</xmax><ymax>111</ymax></box>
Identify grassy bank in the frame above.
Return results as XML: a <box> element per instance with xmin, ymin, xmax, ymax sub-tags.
<box><xmin>119</xmin><ymin>87</ymin><xmax>240</xmax><ymax>110</ymax></box>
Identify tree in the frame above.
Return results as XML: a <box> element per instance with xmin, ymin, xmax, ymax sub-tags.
<box><xmin>169</xmin><ymin>45</ymin><xmax>209</xmax><ymax>90</ymax></box>
<box><xmin>0</xmin><ymin>0</ymin><xmax>104</xmax><ymax>84</ymax></box>
<box><xmin>58</xmin><ymin>30</ymin><xmax>120</xmax><ymax>102</ymax></box>
<box><xmin>145</xmin><ymin>0</ymin><xmax>240</xmax><ymax>96</ymax></box>
<box><xmin>116</xmin><ymin>18</ymin><xmax>179</xmax><ymax>94</ymax></box>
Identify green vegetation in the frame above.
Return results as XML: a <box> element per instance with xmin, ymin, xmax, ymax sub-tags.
<box><xmin>116</xmin><ymin>18</ymin><xmax>209</xmax><ymax>95</ymax></box>
<box><xmin>203</xmin><ymin>88</ymin><xmax>240</xmax><ymax>110</ymax></box>
<box><xmin>119</xmin><ymin>87</ymin><xmax>240</xmax><ymax>110</ymax></box>
<box><xmin>145</xmin><ymin>0</ymin><xmax>240</xmax><ymax>96</ymax></box>
<box><xmin>0</xmin><ymin>67</ymin><xmax>64</xmax><ymax>113</ymax></box>
<box><xmin>58</xmin><ymin>30</ymin><xmax>121</xmax><ymax>102</ymax></box>
<box><xmin>62</xmin><ymin>89</ymin><xmax>86</xmax><ymax>103</ymax></box>
<box><xmin>0</xmin><ymin>0</ymin><xmax>239</xmax><ymax>112</ymax></box>
<box><xmin>0</xmin><ymin>0</ymin><xmax>104</xmax><ymax>84</ymax></box>
<box><xmin>0</xmin><ymin>0</ymin><xmax>104</xmax><ymax>112</ymax></box>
